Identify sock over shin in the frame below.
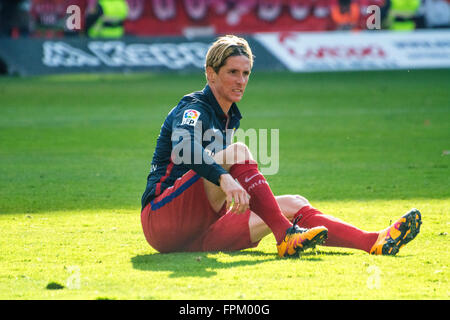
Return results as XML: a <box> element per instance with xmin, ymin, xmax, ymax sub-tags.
<box><xmin>293</xmin><ymin>206</ymin><xmax>379</xmax><ymax>253</ymax></box>
<box><xmin>229</xmin><ymin>161</ymin><xmax>292</xmax><ymax>244</ymax></box>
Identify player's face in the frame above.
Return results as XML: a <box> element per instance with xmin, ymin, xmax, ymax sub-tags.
<box><xmin>211</xmin><ymin>55</ymin><xmax>251</xmax><ymax>108</ymax></box>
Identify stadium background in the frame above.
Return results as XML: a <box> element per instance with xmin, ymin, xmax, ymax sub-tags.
<box><xmin>0</xmin><ymin>0</ymin><xmax>449</xmax><ymax>75</ymax></box>
<box><xmin>0</xmin><ymin>0</ymin><xmax>449</xmax><ymax>301</ymax></box>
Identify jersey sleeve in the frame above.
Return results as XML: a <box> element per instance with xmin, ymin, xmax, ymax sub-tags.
<box><xmin>171</xmin><ymin>104</ymin><xmax>228</xmax><ymax>186</ymax></box>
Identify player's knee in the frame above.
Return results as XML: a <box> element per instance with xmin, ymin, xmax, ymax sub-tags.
<box><xmin>292</xmin><ymin>195</ymin><xmax>310</xmax><ymax>210</ymax></box>
<box><xmin>224</xmin><ymin>142</ymin><xmax>254</xmax><ymax>164</ymax></box>
<box><xmin>229</xmin><ymin>142</ymin><xmax>249</xmax><ymax>155</ymax></box>
<box><xmin>278</xmin><ymin>195</ymin><xmax>310</xmax><ymax>221</ymax></box>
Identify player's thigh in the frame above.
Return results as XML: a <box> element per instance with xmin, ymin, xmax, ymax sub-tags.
<box><xmin>191</xmin><ymin>209</ymin><xmax>261</xmax><ymax>252</ymax></box>
<box><xmin>203</xmin><ymin>178</ymin><xmax>226</xmax><ymax>213</ymax></box>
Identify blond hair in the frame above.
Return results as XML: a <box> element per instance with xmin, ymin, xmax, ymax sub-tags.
<box><xmin>205</xmin><ymin>35</ymin><xmax>254</xmax><ymax>76</ymax></box>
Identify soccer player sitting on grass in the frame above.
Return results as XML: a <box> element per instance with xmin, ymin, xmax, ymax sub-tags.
<box><xmin>140</xmin><ymin>35</ymin><xmax>422</xmax><ymax>257</ymax></box>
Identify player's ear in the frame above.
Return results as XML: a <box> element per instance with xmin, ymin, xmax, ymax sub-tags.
<box><xmin>206</xmin><ymin>66</ymin><xmax>217</xmax><ymax>84</ymax></box>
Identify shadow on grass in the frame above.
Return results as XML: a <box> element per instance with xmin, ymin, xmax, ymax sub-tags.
<box><xmin>131</xmin><ymin>248</ymin><xmax>331</xmax><ymax>278</ymax></box>
<box><xmin>131</xmin><ymin>250</ymin><xmax>274</xmax><ymax>278</ymax></box>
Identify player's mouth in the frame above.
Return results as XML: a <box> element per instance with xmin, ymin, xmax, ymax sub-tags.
<box><xmin>231</xmin><ymin>89</ymin><xmax>244</xmax><ymax>100</ymax></box>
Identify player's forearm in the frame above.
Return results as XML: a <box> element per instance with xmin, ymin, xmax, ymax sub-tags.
<box><xmin>172</xmin><ymin>136</ymin><xmax>227</xmax><ymax>186</ymax></box>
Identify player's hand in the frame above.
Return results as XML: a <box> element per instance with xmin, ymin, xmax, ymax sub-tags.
<box><xmin>219</xmin><ymin>173</ymin><xmax>250</xmax><ymax>215</ymax></box>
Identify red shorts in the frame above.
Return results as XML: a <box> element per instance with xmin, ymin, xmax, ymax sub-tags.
<box><xmin>140</xmin><ymin>170</ymin><xmax>260</xmax><ymax>253</ymax></box>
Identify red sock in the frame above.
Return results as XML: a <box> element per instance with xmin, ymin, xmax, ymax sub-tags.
<box><xmin>293</xmin><ymin>206</ymin><xmax>379</xmax><ymax>253</ymax></box>
<box><xmin>229</xmin><ymin>161</ymin><xmax>292</xmax><ymax>244</ymax></box>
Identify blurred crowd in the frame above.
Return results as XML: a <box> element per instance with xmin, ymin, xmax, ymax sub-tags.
<box><xmin>0</xmin><ymin>0</ymin><xmax>449</xmax><ymax>38</ymax></box>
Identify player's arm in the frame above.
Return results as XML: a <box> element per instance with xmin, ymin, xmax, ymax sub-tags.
<box><xmin>171</xmin><ymin>106</ymin><xmax>228</xmax><ymax>186</ymax></box>
<box><xmin>171</xmin><ymin>106</ymin><xmax>248</xmax><ymax>214</ymax></box>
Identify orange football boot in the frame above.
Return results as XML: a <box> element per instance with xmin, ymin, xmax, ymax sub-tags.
<box><xmin>277</xmin><ymin>216</ymin><xmax>328</xmax><ymax>258</ymax></box>
<box><xmin>370</xmin><ymin>208</ymin><xmax>422</xmax><ymax>256</ymax></box>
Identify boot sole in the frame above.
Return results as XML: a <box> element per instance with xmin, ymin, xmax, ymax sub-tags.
<box><xmin>382</xmin><ymin>208</ymin><xmax>422</xmax><ymax>256</ymax></box>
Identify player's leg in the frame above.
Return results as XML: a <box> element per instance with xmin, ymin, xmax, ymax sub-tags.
<box><xmin>247</xmin><ymin>195</ymin><xmax>310</xmax><ymax>243</ymax></box>
<box><xmin>203</xmin><ymin>142</ymin><xmax>295</xmax><ymax>243</ymax></box>
<box><xmin>187</xmin><ymin>207</ymin><xmax>261</xmax><ymax>252</ymax></box>
<box><xmin>192</xmin><ymin>195</ymin><xmax>321</xmax><ymax>253</ymax></box>
<box><xmin>291</xmin><ymin>202</ymin><xmax>379</xmax><ymax>253</ymax></box>
<box><xmin>248</xmin><ymin>194</ymin><xmax>422</xmax><ymax>255</ymax></box>
<box><xmin>203</xmin><ymin>143</ymin><xmax>328</xmax><ymax>257</ymax></box>
<box><xmin>248</xmin><ymin>195</ymin><xmax>379</xmax><ymax>253</ymax></box>
<box><xmin>292</xmin><ymin>201</ymin><xmax>422</xmax><ymax>255</ymax></box>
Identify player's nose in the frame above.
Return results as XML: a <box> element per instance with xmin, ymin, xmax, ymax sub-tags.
<box><xmin>236</xmin><ymin>73</ymin><xmax>246</xmax><ymax>85</ymax></box>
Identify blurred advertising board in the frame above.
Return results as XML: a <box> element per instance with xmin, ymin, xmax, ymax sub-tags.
<box><xmin>254</xmin><ymin>30</ymin><xmax>450</xmax><ymax>72</ymax></box>
<box><xmin>0</xmin><ymin>31</ymin><xmax>449</xmax><ymax>76</ymax></box>
<box><xmin>0</xmin><ymin>36</ymin><xmax>284</xmax><ymax>76</ymax></box>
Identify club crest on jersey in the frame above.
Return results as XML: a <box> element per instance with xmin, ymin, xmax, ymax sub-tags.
<box><xmin>181</xmin><ymin>109</ymin><xmax>201</xmax><ymax>126</ymax></box>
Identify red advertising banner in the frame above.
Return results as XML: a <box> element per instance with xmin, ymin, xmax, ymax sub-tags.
<box><xmin>124</xmin><ymin>0</ymin><xmax>335</xmax><ymax>36</ymax></box>
<box><xmin>27</xmin><ymin>0</ymin><xmax>444</xmax><ymax>38</ymax></box>
<box><xmin>28</xmin><ymin>0</ymin><xmax>348</xmax><ymax>37</ymax></box>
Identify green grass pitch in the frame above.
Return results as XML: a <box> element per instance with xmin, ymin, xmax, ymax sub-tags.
<box><xmin>0</xmin><ymin>69</ymin><xmax>449</xmax><ymax>299</ymax></box>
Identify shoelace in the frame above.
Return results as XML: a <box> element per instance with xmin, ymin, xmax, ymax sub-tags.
<box><xmin>291</xmin><ymin>214</ymin><xmax>309</xmax><ymax>234</ymax></box>
<box><xmin>292</xmin><ymin>214</ymin><xmax>303</xmax><ymax>227</ymax></box>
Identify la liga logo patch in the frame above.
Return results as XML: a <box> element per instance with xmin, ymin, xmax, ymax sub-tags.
<box><xmin>181</xmin><ymin>109</ymin><xmax>201</xmax><ymax>126</ymax></box>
